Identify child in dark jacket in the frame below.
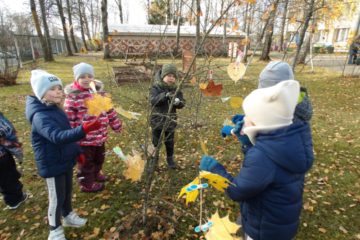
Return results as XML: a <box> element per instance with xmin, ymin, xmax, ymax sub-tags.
<box><xmin>0</xmin><ymin>112</ymin><xmax>27</xmax><ymax>210</ymax></box>
<box><xmin>64</xmin><ymin>62</ymin><xmax>122</xmax><ymax>192</ymax></box>
<box><xmin>150</xmin><ymin>64</ymin><xmax>185</xmax><ymax>169</ymax></box>
<box><xmin>25</xmin><ymin>70</ymin><xmax>101</xmax><ymax>240</ymax></box>
<box><xmin>200</xmin><ymin>80</ymin><xmax>314</xmax><ymax>240</ymax></box>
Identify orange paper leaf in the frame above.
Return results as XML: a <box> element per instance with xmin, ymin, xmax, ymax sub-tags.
<box><xmin>199</xmin><ymin>80</ymin><xmax>223</xmax><ymax>97</ymax></box>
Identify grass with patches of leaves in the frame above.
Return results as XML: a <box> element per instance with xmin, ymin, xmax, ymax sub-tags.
<box><xmin>0</xmin><ymin>55</ymin><xmax>359</xmax><ymax>240</ymax></box>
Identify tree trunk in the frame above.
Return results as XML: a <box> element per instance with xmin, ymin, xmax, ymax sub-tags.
<box><xmin>195</xmin><ymin>0</ymin><xmax>201</xmax><ymax>52</ymax></box>
<box><xmin>55</xmin><ymin>0</ymin><xmax>73</xmax><ymax>56</ymax></box>
<box><xmin>298</xmin><ymin>32</ymin><xmax>311</xmax><ymax>64</ymax></box>
<box><xmin>30</xmin><ymin>0</ymin><xmax>49</xmax><ymax>61</ymax></box>
<box><xmin>66</xmin><ymin>0</ymin><xmax>78</xmax><ymax>52</ymax></box>
<box><xmin>166</xmin><ymin>0</ymin><xmax>171</xmax><ymax>25</ymax></box>
<box><xmin>82</xmin><ymin>5</ymin><xmax>92</xmax><ymax>41</ymax></box>
<box><xmin>39</xmin><ymin>0</ymin><xmax>54</xmax><ymax>61</ymax></box>
<box><xmin>292</xmin><ymin>0</ymin><xmax>315</xmax><ymax>70</ymax></box>
<box><xmin>77</xmin><ymin>0</ymin><xmax>88</xmax><ymax>50</ymax></box>
<box><xmin>243</xmin><ymin>4</ymin><xmax>254</xmax><ymax>63</ymax></box>
<box><xmin>243</xmin><ymin>3</ymin><xmax>248</xmax><ymax>32</ymax></box>
<box><xmin>260</xmin><ymin>0</ymin><xmax>280</xmax><ymax>61</ymax></box>
<box><xmin>115</xmin><ymin>0</ymin><xmax>123</xmax><ymax>24</ymax></box>
<box><xmin>279</xmin><ymin>0</ymin><xmax>289</xmax><ymax>51</ymax></box>
<box><xmin>174</xmin><ymin>0</ymin><xmax>183</xmax><ymax>55</ymax></box>
<box><xmin>101</xmin><ymin>0</ymin><xmax>111</xmax><ymax>59</ymax></box>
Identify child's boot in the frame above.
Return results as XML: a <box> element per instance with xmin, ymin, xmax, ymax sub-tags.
<box><xmin>63</xmin><ymin>211</ymin><xmax>87</xmax><ymax>227</ymax></box>
<box><xmin>48</xmin><ymin>226</ymin><xmax>66</xmax><ymax>240</ymax></box>
<box><xmin>80</xmin><ymin>182</ymin><xmax>104</xmax><ymax>193</ymax></box>
<box><xmin>95</xmin><ymin>171</ymin><xmax>108</xmax><ymax>182</ymax></box>
<box><xmin>166</xmin><ymin>156</ymin><xmax>177</xmax><ymax>169</ymax></box>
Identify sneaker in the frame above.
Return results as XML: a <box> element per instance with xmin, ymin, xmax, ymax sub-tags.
<box><xmin>96</xmin><ymin>173</ymin><xmax>108</xmax><ymax>182</ymax></box>
<box><xmin>7</xmin><ymin>193</ymin><xmax>28</xmax><ymax>210</ymax></box>
<box><xmin>63</xmin><ymin>211</ymin><xmax>87</xmax><ymax>228</ymax></box>
<box><xmin>48</xmin><ymin>226</ymin><xmax>66</xmax><ymax>240</ymax></box>
<box><xmin>80</xmin><ymin>182</ymin><xmax>104</xmax><ymax>193</ymax></box>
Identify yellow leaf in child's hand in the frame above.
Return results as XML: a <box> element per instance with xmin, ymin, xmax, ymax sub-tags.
<box><xmin>123</xmin><ymin>151</ymin><xmax>145</xmax><ymax>182</ymax></box>
<box><xmin>85</xmin><ymin>93</ymin><xmax>113</xmax><ymax>116</ymax></box>
<box><xmin>178</xmin><ymin>177</ymin><xmax>200</xmax><ymax>205</ymax></box>
<box><xmin>205</xmin><ymin>211</ymin><xmax>240</xmax><ymax>240</ymax></box>
<box><xmin>200</xmin><ymin>171</ymin><xmax>232</xmax><ymax>192</ymax></box>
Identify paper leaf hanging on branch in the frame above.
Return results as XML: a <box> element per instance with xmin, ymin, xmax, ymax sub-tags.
<box><xmin>178</xmin><ymin>177</ymin><xmax>201</xmax><ymax>206</ymax></box>
<box><xmin>227</xmin><ymin>62</ymin><xmax>246</xmax><ymax>83</ymax></box>
<box><xmin>205</xmin><ymin>211</ymin><xmax>241</xmax><ymax>240</ymax></box>
<box><xmin>85</xmin><ymin>94</ymin><xmax>113</xmax><ymax>116</ymax></box>
<box><xmin>199</xmin><ymin>80</ymin><xmax>223</xmax><ymax>97</ymax></box>
<box><xmin>200</xmin><ymin>171</ymin><xmax>233</xmax><ymax>193</ymax></box>
<box><xmin>123</xmin><ymin>150</ymin><xmax>145</xmax><ymax>182</ymax></box>
<box><xmin>114</xmin><ymin>106</ymin><xmax>141</xmax><ymax>120</ymax></box>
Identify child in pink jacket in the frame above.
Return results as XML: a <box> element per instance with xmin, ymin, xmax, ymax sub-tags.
<box><xmin>64</xmin><ymin>62</ymin><xmax>122</xmax><ymax>192</ymax></box>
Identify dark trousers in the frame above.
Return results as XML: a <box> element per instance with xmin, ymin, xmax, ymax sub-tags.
<box><xmin>151</xmin><ymin>129</ymin><xmax>175</xmax><ymax>159</ymax></box>
<box><xmin>45</xmin><ymin>169</ymin><xmax>73</xmax><ymax>229</ymax></box>
<box><xmin>0</xmin><ymin>152</ymin><xmax>23</xmax><ymax>206</ymax></box>
<box><xmin>77</xmin><ymin>145</ymin><xmax>105</xmax><ymax>186</ymax></box>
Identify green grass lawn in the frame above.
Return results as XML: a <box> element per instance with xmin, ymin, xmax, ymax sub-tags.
<box><xmin>0</xmin><ymin>55</ymin><xmax>359</xmax><ymax>240</ymax></box>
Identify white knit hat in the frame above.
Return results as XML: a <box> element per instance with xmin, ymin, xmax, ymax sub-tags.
<box><xmin>73</xmin><ymin>62</ymin><xmax>94</xmax><ymax>80</ymax></box>
<box><xmin>30</xmin><ymin>70</ymin><xmax>63</xmax><ymax>100</ymax></box>
<box><xmin>242</xmin><ymin>80</ymin><xmax>300</xmax><ymax>144</ymax></box>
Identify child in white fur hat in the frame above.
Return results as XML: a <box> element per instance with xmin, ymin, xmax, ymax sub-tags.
<box><xmin>200</xmin><ymin>80</ymin><xmax>314</xmax><ymax>240</ymax></box>
<box><xmin>25</xmin><ymin>70</ymin><xmax>102</xmax><ymax>240</ymax></box>
<box><xmin>64</xmin><ymin>62</ymin><xmax>122</xmax><ymax>192</ymax></box>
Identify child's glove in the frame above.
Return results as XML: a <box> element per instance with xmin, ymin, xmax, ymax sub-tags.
<box><xmin>221</xmin><ymin>125</ymin><xmax>234</xmax><ymax>138</ymax></box>
<box><xmin>231</xmin><ymin>120</ymin><xmax>252</xmax><ymax>146</ymax></box>
<box><xmin>174</xmin><ymin>97</ymin><xmax>181</xmax><ymax>106</ymax></box>
<box><xmin>77</xmin><ymin>153</ymin><xmax>86</xmax><ymax>165</ymax></box>
<box><xmin>199</xmin><ymin>155</ymin><xmax>219</xmax><ymax>172</ymax></box>
<box><xmin>231</xmin><ymin>114</ymin><xmax>245</xmax><ymax>124</ymax></box>
<box><xmin>82</xmin><ymin>118</ymin><xmax>101</xmax><ymax>133</ymax></box>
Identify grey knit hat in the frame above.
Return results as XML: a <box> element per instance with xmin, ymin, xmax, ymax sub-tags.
<box><xmin>258</xmin><ymin>61</ymin><xmax>294</xmax><ymax>88</ymax></box>
<box><xmin>161</xmin><ymin>64</ymin><xmax>178</xmax><ymax>79</ymax></box>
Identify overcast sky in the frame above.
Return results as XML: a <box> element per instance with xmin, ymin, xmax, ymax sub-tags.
<box><xmin>1</xmin><ymin>0</ymin><xmax>147</xmax><ymax>25</ymax></box>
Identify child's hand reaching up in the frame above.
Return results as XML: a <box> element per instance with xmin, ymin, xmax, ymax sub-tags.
<box><xmin>82</xmin><ymin>117</ymin><xmax>101</xmax><ymax>133</ymax></box>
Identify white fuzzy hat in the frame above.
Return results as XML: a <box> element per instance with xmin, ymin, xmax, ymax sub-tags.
<box><xmin>30</xmin><ymin>70</ymin><xmax>63</xmax><ymax>100</ymax></box>
<box><xmin>242</xmin><ymin>80</ymin><xmax>300</xmax><ymax>144</ymax></box>
<box><xmin>73</xmin><ymin>62</ymin><xmax>94</xmax><ymax>80</ymax></box>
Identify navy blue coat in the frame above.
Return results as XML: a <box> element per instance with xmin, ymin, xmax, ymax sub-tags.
<box><xmin>211</xmin><ymin>122</ymin><xmax>314</xmax><ymax>240</ymax></box>
<box><xmin>25</xmin><ymin>96</ymin><xmax>86</xmax><ymax>178</ymax></box>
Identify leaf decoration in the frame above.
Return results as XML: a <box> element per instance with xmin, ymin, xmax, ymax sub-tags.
<box><xmin>199</xmin><ymin>80</ymin><xmax>223</xmax><ymax>97</ymax></box>
<box><xmin>200</xmin><ymin>171</ymin><xmax>232</xmax><ymax>192</ymax></box>
<box><xmin>205</xmin><ymin>211</ymin><xmax>241</xmax><ymax>240</ymax></box>
<box><xmin>114</xmin><ymin>106</ymin><xmax>141</xmax><ymax>120</ymax></box>
<box><xmin>85</xmin><ymin>93</ymin><xmax>113</xmax><ymax>116</ymax></box>
<box><xmin>221</xmin><ymin>97</ymin><xmax>231</xmax><ymax>103</ymax></box>
<box><xmin>178</xmin><ymin>177</ymin><xmax>201</xmax><ymax>206</ymax></box>
<box><xmin>123</xmin><ymin>151</ymin><xmax>145</xmax><ymax>182</ymax></box>
<box><xmin>229</xmin><ymin>97</ymin><xmax>243</xmax><ymax>109</ymax></box>
<box><xmin>227</xmin><ymin>62</ymin><xmax>246</xmax><ymax>83</ymax></box>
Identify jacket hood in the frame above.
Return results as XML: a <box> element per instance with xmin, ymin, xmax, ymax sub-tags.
<box><xmin>256</xmin><ymin>122</ymin><xmax>314</xmax><ymax>174</ymax></box>
<box><xmin>25</xmin><ymin>96</ymin><xmax>57</xmax><ymax>123</ymax></box>
<box><xmin>64</xmin><ymin>79</ymin><xmax>104</xmax><ymax>95</ymax></box>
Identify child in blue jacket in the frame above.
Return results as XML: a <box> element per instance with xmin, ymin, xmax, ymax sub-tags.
<box><xmin>25</xmin><ymin>70</ymin><xmax>101</xmax><ymax>240</ymax></box>
<box><xmin>0</xmin><ymin>112</ymin><xmax>27</xmax><ymax>210</ymax></box>
<box><xmin>201</xmin><ymin>80</ymin><xmax>314</xmax><ymax>240</ymax></box>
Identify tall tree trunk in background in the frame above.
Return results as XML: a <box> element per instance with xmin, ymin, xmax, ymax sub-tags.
<box><xmin>243</xmin><ymin>3</ymin><xmax>254</xmax><ymax>63</ymax></box>
<box><xmin>243</xmin><ymin>3</ymin><xmax>248</xmax><ymax>32</ymax></box>
<box><xmin>298</xmin><ymin>32</ymin><xmax>311</xmax><ymax>64</ymax></box>
<box><xmin>292</xmin><ymin>0</ymin><xmax>315</xmax><ymax>70</ymax></box>
<box><xmin>66</xmin><ymin>0</ymin><xmax>78</xmax><ymax>52</ymax></box>
<box><xmin>77</xmin><ymin>0</ymin><xmax>88</xmax><ymax>50</ymax></box>
<box><xmin>195</xmin><ymin>0</ymin><xmax>201</xmax><ymax>52</ymax></box>
<box><xmin>279</xmin><ymin>0</ymin><xmax>289</xmax><ymax>51</ymax></box>
<box><xmin>82</xmin><ymin>5</ymin><xmax>92</xmax><ymax>41</ymax></box>
<box><xmin>203</xmin><ymin>0</ymin><xmax>211</xmax><ymax>30</ymax></box>
<box><xmin>115</xmin><ymin>0</ymin><xmax>123</xmax><ymax>23</ymax></box>
<box><xmin>221</xmin><ymin>0</ymin><xmax>227</xmax><ymax>56</ymax></box>
<box><xmin>39</xmin><ymin>0</ymin><xmax>54</xmax><ymax>61</ymax></box>
<box><xmin>174</xmin><ymin>0</ymin><xmax>183</xmax><ymax>55</ymax></box>
<box><xmin>101</xmin><ymin>0</ymin><xmax>110</xmax><ymax>59</ymax></box>
<box><xmin>166</xmin><ymin>0</ymin><xmax>171</xmax><ymax>25</ymax></box>
<box><xmin>189</xmin><ymin>0</ymin><xmax>194</xmax><ymax>25</ymax></box>
<box><xmin>90</xmin><ymin>0</ymin><xmax>95</xmax><ymax>37</ymax></box>
<box><xmin>30</xmin><ymin>0</ymin><xmax>49</xmax><ymax>61</ymax></box>
<box><xmin>260</xmin><ymin>0</ymin><xmax>280</xmax><ymax>61</ymax></box>
<box><xmin>55</xmin><ymin>0</ymin><xmax>73</xmax><ymax>56</ymax></box>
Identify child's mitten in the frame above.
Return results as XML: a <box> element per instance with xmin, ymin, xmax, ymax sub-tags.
<box><xmin>199</xmin><ymin>155</ymin><xmax>219</xmax><ymax>172</ymax></box>
<box><xmin>82</xmin><ymin>117</ymin><xmax>101</xmax><ymax>133</ymax></box>
<box><xmin>221</xmin><ymin>125</ymin><xmax>234</xmax><ymax>138</ymax></box>
<box><xmin>231</xmin><ymin>114</ymin><xmax>245</xmax><ymax>124</ymax></box>
<box><xmin>77</xmin><ymin>153</ymin><xmax>86</xmax><ymax>165</ymax></box>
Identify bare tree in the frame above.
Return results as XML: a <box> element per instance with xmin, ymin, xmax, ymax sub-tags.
<box><xmin>39</xmin><ymin>0</ymin><xmax>54</xmax><ymax>61</ymax></box>
<box><xmin>195</xmin><ymin>0</ymin><xmax>201</xmax><ymax>51</ymax></box>
<box><xmin>55</xmin><ymin>0</ymin><xmax>73</xmax><ymax>56</ymax></box>
<box><xmin>66</xmin><ymin>0</ymin><xmax>78</xmax><ymax>52</ymax></box>
<box><xmin>101</xmin><ymin>0</ymin><xmax>110</xmax><ymax>59</ymax></box>
<box><xmin>166</xmin><ymin>0</ymin><xmax>171</xmax><ymax>25</ymax></box>
<box><xmin>279</xmin><ymin>0</ymin><xmax>289</xmax><ymax>51</ymax></box>
<box><xmin>114</xmin><ymin>0</ymin><xmax>123</xmax><ymax>23</ymax></box>
<box><xmin>174</xmin><ymin>0</ymin><xmax>183</xmax><ymax>55</ymax></box>
<box><xmin>77</xmin><ymin>0</ymin><xmax>88</xmax><ymax>50</ymax></box>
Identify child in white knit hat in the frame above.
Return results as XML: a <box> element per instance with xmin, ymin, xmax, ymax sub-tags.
<box><xmin>64</xmin><ymin>62</ymin><xmax>122</xmax><ymax>192</ymax></box>
<box><xmin>200</xmin><ymin>80</ymin><xmax>314</xmax><ymax>240</ymax></box>
<box><xmin>25</xmin><ymin>70</ymin><xmax>102</xmax><ymax>240</ymax></box>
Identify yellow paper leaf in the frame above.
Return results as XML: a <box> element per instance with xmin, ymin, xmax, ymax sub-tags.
<box><xmin>123</xmin><ymin>151</ymin><xmax>145</xmax><ymax>182</ymax></box>
<box><xmin>227</xmin><ymin>62</ymin><xmax>246</xmax><ymax>82</ymax></box>
<box><xmin>85</xmin><ymin>93</ymin><xmax>113</xmax><ymax>116</ymax></box>
<box><xmin>199</xmin><ymin>137</ymin><xmax>208</xmax><ymax>155</ymax></box>
<box><xmin>229</xmin><ymin>97</ymin><xmax>243</xmax><ymax>109</ymax></box>
<box><xmin>199</xmin><ymin>82</ymin><xmax>208</xmax><ymax>90</ymax></box>
<box><xmin>200</xmin><ymin>171</ymin><xmax>232</xmax><ymax>192</ymax></box>
<box><xmin>205</xmin><ymin>211</ymin><xmax>240</xmax><ymax>240</ymax></box>
<box><xmin>114</xmin><ymin>106</ymin><xmax>141</xmax><ymax>120</ymax></box>
<box><xmin>178</xmin><ymin>177</ymin><xmax>200</xmax><ymax>205</ymax></box>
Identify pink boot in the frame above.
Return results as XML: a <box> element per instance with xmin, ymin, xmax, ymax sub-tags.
<box><xmin>80</xmin><ymin>182</ymin><xmax>104</xmax><ymax>193</ymax></box>
<box><xmin>96</xmin><ymin>173</ymin><xmax>108</xmax><ymax>182</ymax></box>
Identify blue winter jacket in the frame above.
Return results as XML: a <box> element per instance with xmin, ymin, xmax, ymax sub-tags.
<box><xmin>25</xmin><ymin>96</ymin><xmax>86</xmax><ymax>178</ymax></box>
<box><xmin>211</xmin><ymin>122</ymin><xmax>314</xmax><ymax>240</ymax></box>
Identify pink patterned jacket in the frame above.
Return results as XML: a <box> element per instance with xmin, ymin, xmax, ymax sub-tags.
<box><xmin>64</xmin><ymin>80</ymin><xmax>122</xmax><ymax>146</ymax></box>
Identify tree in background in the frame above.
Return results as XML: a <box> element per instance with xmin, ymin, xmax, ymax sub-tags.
<box><xmin>101</xmin><ymin>0</ymin><xmax>110</xmax><ymax>59</ymax></box>
<box><xmin>39</xmin><ymin>0</ymin><xmax>54</xmax><ymax>61</ymax></box>
<box><xmin>114</xmin><ymin>0</ymin><xmax>124</xmax><ymax>24</ymax></box>
<box><xmin>148</xmin><ymin>0</ymin><xmax>167</xmax><ymax>24</ymax></box>
<box><xmin>66</xmin><ymin>0</ymin><xmax>79</xmax><ymax>53</ymax></box>
<box><xmin>55</xmin><ymin>0</ymin><xmax>73</xmax><ymax>56</ymax></box>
